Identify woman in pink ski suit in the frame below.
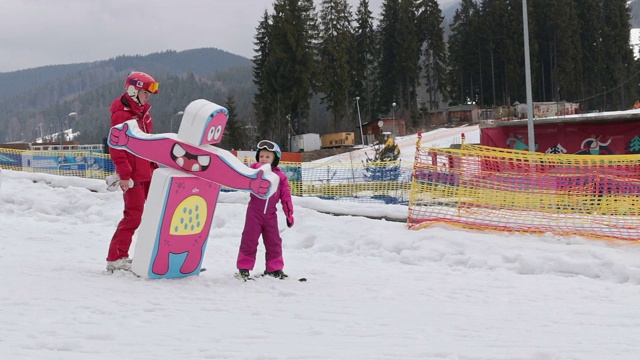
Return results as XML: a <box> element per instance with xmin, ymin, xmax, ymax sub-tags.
<box><xmin>237</xmin><ymin>140</ymin><xmax>294</xmax><ymax>279</ymax></box>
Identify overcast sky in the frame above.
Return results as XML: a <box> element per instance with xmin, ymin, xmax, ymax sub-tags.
<box><xmin>0</xmin><ymin>0</ymin><xmax>457</xmax><ymax>73</ymax></box>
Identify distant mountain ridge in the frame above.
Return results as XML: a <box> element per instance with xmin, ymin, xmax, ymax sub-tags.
<box><xmin>0</xmin><ymin>47</ymin><xmax>251</xmax><ymax>104</ymax></box>
<box><xmin>0</xmin><ymin>47</ymin><xmax>254</xmax><ymax>145</ymax></box>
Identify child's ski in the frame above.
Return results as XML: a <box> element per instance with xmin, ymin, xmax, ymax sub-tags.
<box><xmin>256</xmin><ymin>273</ymin><xmax>307</xmax><ymax>282</ymax></box>
<box><xmin>233</xmin><ymin>272</ymin><xmax>306</xmax><ymax>282</ymax></box>
<box><xmin>234</xmin><ymin>272</ymin><xmax>256</xmax><ymax>281</ymax></box>
<box><xmin>104</xmin><ymin>268</ymin><xmax>140</xmax><ymax>278</ymax></box>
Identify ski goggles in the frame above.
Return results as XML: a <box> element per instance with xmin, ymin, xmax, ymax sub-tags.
<box><xmin>146</xmin><ymin>81</ymin><xmax>159</xmax><ymax>93</ymax></box>
<box><xmin>257</xmin><ymin>140</ymin><xmax>281</xmax><ymax>158</ymax></box>
<box><xmin>128</xmin><ymin>79</ymin><xmax>159</xmax><ymax>94</ymax></box>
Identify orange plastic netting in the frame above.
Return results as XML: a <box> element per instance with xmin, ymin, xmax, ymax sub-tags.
<box><xmin>409</xmin><ymin>140</ymin><xmax>640</xmax><ymax>241</ymax></box>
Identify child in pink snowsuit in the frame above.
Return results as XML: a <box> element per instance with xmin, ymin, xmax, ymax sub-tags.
<box><xmin>236</xmin><ymin>140</ymin><xmax>294</xmax><ymax>279</ymax></box>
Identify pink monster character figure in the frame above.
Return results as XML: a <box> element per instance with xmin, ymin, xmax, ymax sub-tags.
<box><xmin>108</xmin><ymin>99</ymin><xmax>279</xmax><ymax>279</ymax></box>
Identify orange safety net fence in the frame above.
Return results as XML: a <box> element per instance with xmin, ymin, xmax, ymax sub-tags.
<box><xmin>409</xmin><ymin>137</ymin><xmax>640</xmax><ymax>241</ymax></box>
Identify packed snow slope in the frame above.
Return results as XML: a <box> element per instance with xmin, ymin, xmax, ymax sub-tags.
<box><xmin>2</xmin><ymin>124</ymin><xmax>640</xmax><ymax>360</ymax></box>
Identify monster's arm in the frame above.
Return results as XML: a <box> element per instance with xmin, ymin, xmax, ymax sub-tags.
<box><xmin>109</xmin><ymin>121</ymin><xmax>278</xmax><ymax>198</ymax></box>
<box><xmin>199</xmin><ymin>148</ymin><xmax>277</xmax><ymax>198</ymax></box>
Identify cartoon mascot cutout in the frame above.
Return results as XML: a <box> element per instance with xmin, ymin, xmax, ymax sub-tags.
<box><xmin>108</xmin><ymin>99</ymin><xmax>278</xmax><ymax>279</ymax></box>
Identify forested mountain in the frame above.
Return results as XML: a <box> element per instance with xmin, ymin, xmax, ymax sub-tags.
<box><xmin>0</xmin><ymin>48</ymin><xmax>254</xmax><ymax>145</ymax></box>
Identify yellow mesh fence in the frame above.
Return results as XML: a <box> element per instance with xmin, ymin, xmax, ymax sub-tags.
<box><xmin>0</xmin><ymin>148</ymin><xmax>114</xmax><ymax>179</ymax></box>
<box><xmin>409</xmin><ymin>141</ymin><xmax>640</xmax><ymax>240</ymax></box>
<box><xmin>284</xmin><ymin>161</ymin><xmax>413</xmax><ymax>204</ymax></box>
<box><xmin>0</xmin><ymin>147</ymin><xmax>414</xmax><ymax>205</ymax></box>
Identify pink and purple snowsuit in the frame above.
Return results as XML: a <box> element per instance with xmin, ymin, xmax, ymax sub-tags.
<box><xmin>237</xmin><ymin>163</ymin><xmax>293</xmax><ymax>272</ymax></box>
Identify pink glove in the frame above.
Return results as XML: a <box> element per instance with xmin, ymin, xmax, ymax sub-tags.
<box><xmin>249</xmin><ymin>170</ymin><xmax>271</xmax><ymax>197</ymax></box>
<box><xmin>283</xmin><ymin>201</ymin><xmax>294</xmax><ymax>228</ymax></box>
<box><xmin>109</xmin><ymin>122</ymin><xmax>131</xmax><ymax>147</ymax></box>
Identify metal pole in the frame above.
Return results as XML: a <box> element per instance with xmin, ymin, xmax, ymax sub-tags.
<box><xmin>522</xmin><ymin>0</ymin><xmax>535</xmax><ymax>151</ymax></box>
<box><xmin>59</xmin><ymin>117</ymin><xmax>63</xmax><ymax>147</ymax></box>
<box><xmin>355</xmin><ymin>97</ymin><xmax>364</xmax><ymax>146</ymax></box>
<box><xmin>60</xmin><ymin>112</ymin><xmax>77</xmax><ymax>148</ymax></box>
<box><xmin>392</xmin><ymin>102</ymin><xmax>396</xmax><ymax>136</ymax></box>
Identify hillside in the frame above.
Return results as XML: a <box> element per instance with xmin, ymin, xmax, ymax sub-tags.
<box><xmin>0</xmin><ymin>48</ymin><xmax>254</xmax><ymax>145</ymax></box>
<box><xmin>0</xmin><ymin>48</ymin><xmax>250</xmax><ymax>103</ymax></box>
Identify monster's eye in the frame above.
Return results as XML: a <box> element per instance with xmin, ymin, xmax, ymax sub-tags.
<box><xmin>207</xmin><ymin>125</ymin><xmax>223</xmax><ymax>141</ymax></box>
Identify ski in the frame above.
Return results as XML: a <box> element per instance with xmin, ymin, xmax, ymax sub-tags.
<box><xmin>233</xmin><ymin>272</ymin><xmax>306</xmax><ymax>282</ymax></box>
<box><xmin>256</xmin><ymin>273</ymin><xmax>307</xmax><ymax>282</ymax></box>
<box><xmin>104</xmin><ymin>268</ymin><xmax>140</xmax><ymax>278</ymax></box>
<box><xmin>234</xmin><ymin>272</ymin><xmax>256</xmax><ymax>282</ymax></box>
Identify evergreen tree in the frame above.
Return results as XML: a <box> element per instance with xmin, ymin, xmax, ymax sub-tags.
<box><xmin>377</xmin><ymin>0</ymin><xmax>402</xmax><ymax>113</ymax></box>
<box><xmin>601</xmin><ymin>0</ymin><xmax>637</xmax><ymax>110</ymax></box>
<box><xmin>220</xmin><ymin>96</ymin><xmax>247</xmax><ymax>151</ymax></box>
<box><xmin>501</xmin><ymin>0</ymin><xmax>530</xmax><ymax>106</ymax></box>
<box><xmin>252</xmin><ymin>11</ymin><xmax>282</xmax><ymax>144</ymax></box>
<box><xmin>252</xmin><ymin>0</ymin><xmax>318</xmax><ymax>149</ymax></box>
<box><xmin>575</xmin><ymin>0</ymin><xmax>605</xmax><ymax>111</ymax></box>
<box><xmin>416</xmin><ymin>0</ymin><xmax>448</xmax><ymax>111</ymax></box>
<box><xmin>352</xmin><ymin>0</ymin><xmax>379</xmax><ymax>123</ymax></box>
<box><xmin>476</xmin><ymin>0</ymin><xmax>508</xmax><ymax>106</ymax></box>
<box><xmin>377</xmin><ymin>0</ymin><xmax>422</xmax><ymax>130</ymax></box>
<box><xmin>447</xmin><ymin>0</ymin><xmax>480</xmax><ymax>105</ymax></box>
<box><xmin>317</xmin><ymin>0</ymin><xmax>355</xmax><ymax>132</ymax></box>
<box><xmin>532</xmin><ymin>0</ymin><xmax>582</xmax><ymax>103</ymax></box>
<box><xmin>396</xmin><ymin>0</ymin><xmax>422</xmax><ymax>127</ymax></box>
<box><xmin>553</xmin><ymin>1</ymin><xmax>582</xmax><ymax>102</ymax></box>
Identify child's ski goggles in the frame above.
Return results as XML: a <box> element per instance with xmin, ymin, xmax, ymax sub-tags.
<box><xmin>257</xmin><ymin>140</ymin><xmax>281</xmax><ymax>158</ymax></box>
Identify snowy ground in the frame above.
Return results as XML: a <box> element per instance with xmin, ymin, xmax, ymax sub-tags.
<box><xmin>2</xmin><ymin>124</ymin><xmax>640</xmax><ymax>360</ymax></box>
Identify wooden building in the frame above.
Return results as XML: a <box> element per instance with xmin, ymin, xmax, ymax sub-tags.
<box><xmin>448</xmin><ymin>104</ymin><xmax>480</xmax><ymax>124</ymax></box>
<box><xmin>361</xmin><ymin>117</ymin><xmax>407</xmax><ymax>138</ymax></box>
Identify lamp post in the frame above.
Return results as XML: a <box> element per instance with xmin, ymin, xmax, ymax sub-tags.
<box><xmin>60</xmin><ymin>112</ymin><xmax>77</xmax><ymax>148</ymax></box>
<box><xmin>171</xmin><ymin>111</ymin><xmax>184</xmax><ymax>132</ymax></box>
<box><xmin>355</xmin><ymin>96</ymin><xmax>364</xmax><ymax>146</ymax></box>
<box><xmin>37</xmin><ymin>123</ymin><xmax>44</xmax><ymax>141</ymax></box>
<box><xmin>522</xmin><ymin>0</ymin><xmax>535</xmax><ymax>152</ymax></box>
<box><xmin>391</xmin><ymin>102</ymin><xmax>396</xmax><ymax>136</ymax></box>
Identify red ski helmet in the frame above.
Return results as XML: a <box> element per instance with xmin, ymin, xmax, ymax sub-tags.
<box><xmin>125</xmin><ymin>71</ymin><xmax>159</xmax><ymax>100</ymax></box>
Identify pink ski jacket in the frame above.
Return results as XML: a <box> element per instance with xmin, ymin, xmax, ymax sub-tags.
<box><xmin>247</xmin><ymin>163</ymin><xmax>293</xmax><ymax>219</ymax></box>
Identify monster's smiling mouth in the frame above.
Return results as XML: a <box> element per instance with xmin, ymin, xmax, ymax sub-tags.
<box><xmin>170</xmin><ymin>143</ymin><xmax>211</xmax><ymax>172</ymax></box>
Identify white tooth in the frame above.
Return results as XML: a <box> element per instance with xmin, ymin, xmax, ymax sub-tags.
<box><xmin>173</xmin><ymin>145</ymin><xmax>186</xmax><ymax>157</ymax></box>
<box><xmin>198</xmin><ymin>156</ymin><xmax>210</xmax><ymax>166</ymax></box>
<box><xmin>176</xmin><ymin>158</ymin><xmax>184</xmax><ymax>167</ymax></box>
<box><xmin>191</xmin><ymin>164</ymin><xmax>201</xmax><ymax>171</ymax></box>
